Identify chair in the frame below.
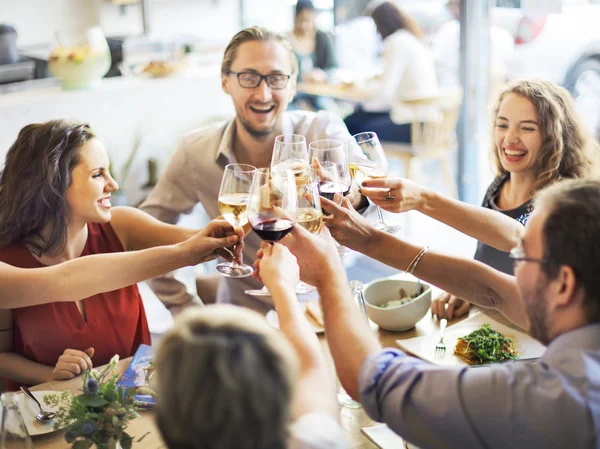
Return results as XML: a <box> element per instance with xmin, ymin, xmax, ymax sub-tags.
<box><xmin>381</xmin><ymin>87</ymin><xmax>464</xmax><ymax>198</ymax></box>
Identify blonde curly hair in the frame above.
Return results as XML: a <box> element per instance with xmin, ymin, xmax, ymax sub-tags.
<box><xmin>491</xmin><ymin>78</ymin><xmax>598</xmax><ymax>194</ymax></box>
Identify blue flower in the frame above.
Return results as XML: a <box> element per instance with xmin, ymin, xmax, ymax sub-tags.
<box><xmin>81</xmin><ymin>421</ymin><xmax>96</xmax><ymax>438</ymax></box>
<box><xmin>85</xmin><ymin>378</ymin><xmax>99</xmax><ymax>395</ymax></box>
<box><xmin>65</xmin><ymin>429</ymin><xmax>78</xmax><ymax>443</ymax></box>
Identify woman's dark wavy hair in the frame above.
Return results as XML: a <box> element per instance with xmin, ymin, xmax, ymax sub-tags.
<box><xmin>0</xmin><ymin>120</ymin><xmax>95</xmax><ymax>256</ymax></box>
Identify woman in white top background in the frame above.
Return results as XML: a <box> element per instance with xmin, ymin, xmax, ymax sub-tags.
<box><xmin>344</xmin><ymin>1</ymin><xmax>438</xmax><ymax>143</ymax></box>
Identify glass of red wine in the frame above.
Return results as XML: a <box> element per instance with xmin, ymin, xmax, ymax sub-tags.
<box><xmin>309</xmin><ymin>162</ymin><xmax>351</xmax><ymax>259</ymax></box>
<box><xmin>245</xmin><ymin>167</ymin><xmax>298</xmax><ymax>297</ymax></box>
<box><xmin>308</xmin><ymin>139</ymin><xmax>352</xmax><ymax>197</ymax></box>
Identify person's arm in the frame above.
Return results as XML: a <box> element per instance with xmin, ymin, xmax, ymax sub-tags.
<box><xmin>361</xmin><ymin>177</ymin><xmax>525</xmax><ymax>252</ymax></box>
<box><xmin>321</xmin><ymin>196</ymin><xmax>527</xmax><ymax>329</ymax></box>
<box><xmin>253</xmin><ymin>242</ymin><xmax>339</xmax><ymax>421</ymax></box>
<box><xmin>0</xmin><ymin>222</ymin><xmax>241</xmax><ymax>309</ymax></box>
<box><xmin>139</xmin><ymin>140</ymin><xmax>205</xmax><ymax>310</ymax></box>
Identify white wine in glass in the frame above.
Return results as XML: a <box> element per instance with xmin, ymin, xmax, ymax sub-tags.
<box><xmin>216</xmin><ymin>164</ymin><xmax>256</xmax><ymax>278</ymax></box>
<box><xmin>271</xmin><ymin>134</ymin><xmax>309</xmax><ymax>188</ymax></box>
<box><xmin>348</xmin><ymin>132</ymin><xmax>401</xmax><ymax>234</ymax></box>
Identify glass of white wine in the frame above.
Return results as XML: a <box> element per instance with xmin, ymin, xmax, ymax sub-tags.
<box><xmin>348</xmin><ymin>132</ymin><xmax>401</xmax><ymax>234</ymax></box>
<box><xmin>216</xmin><ymin>163</ymin><xmax>256</xmax><ymax>278</ymax></box>
<box><xmin>271</xmin><ymin>134</ymin><xmax>309</xmax><ymax>188</ymax></box>
<box><xmin>295</xmin><ymin>180</ymin><xmax>323</xmax><ymax>294</ymax></box>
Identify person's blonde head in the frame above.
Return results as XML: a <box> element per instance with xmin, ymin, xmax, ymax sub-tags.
<box><xmin>221</xmin><ymin>26</ymin><xmax>299</xmax><ymax>76</ymax></box>
<box><xmin>491</xmin><ymin>78</ymin><xmax>597</xmax><ymax>194</ymax></box>
<box><xmin>155</xmin><ymin>304</ymin><xmax>299</xmax><ymax>449</ymax></box>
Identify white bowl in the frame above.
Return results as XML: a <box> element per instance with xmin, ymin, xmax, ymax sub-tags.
<box><xmin>364</xmin><ymin>278</ymin><xmax>431</xmax><ymax>331</ymax></box>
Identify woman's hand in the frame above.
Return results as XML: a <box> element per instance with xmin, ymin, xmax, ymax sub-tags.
<box><xmin>430</xmin><ymin>292</ymin><xmax>471</xmax><ymax>320</ymax></box>
<box><xmin>320</xmin><ymin>195</ymin><xmax>380</xmax><ymax>251</ymax></box>
<box><xmin>360</xmin><ymin>177</ymin><xmax>428</xmax><ymax>214</ymax></box>
<box><xmin>183</xmin><ymin>219</ymin><xmax>243</xmax><ymax>265</ymax></box>
<box><xmin>52</xmin><ymin>348</ymin><xmax>94</xmax><ymax>380</ymax></box>
<box><xmin>253</xmin><ymin>242</ymin><xmax>300</xmax><ymax>290</ymax></box>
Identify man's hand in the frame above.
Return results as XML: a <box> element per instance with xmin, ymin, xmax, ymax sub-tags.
<box><xmin>182</xmin><ymin>219</ymin><xmax>243</xmax><ymax>265</ymax></box>
<box><xmin>431</xmin><ymin>292</ymin><xmax>471</xmax><ymax>320</ymax></box>
<box><xmin>360</xmin><ymin>177</ymin><xmax>427</xmax><ymax>214</ymax></box>
<box><xmin>253</xmin><ymin>242</ymin><xmax>299</xmax><ymax>290</ymax></box>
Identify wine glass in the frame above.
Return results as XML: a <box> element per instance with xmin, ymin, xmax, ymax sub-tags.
<box><xmin>309</xmin><ymin>162</ymin><xmax>351</xmax><ymax>259</ymax></box>
<box><xmin>295</xmin><ymin>180</ymin><xmax>323</xmax><ymax>294</ymax></box>
<box><xmin>271</xmin><ymin>134</ymin><xmax>309</xmax><ymax>188</ymax></box>
<box><xmin>216</xmin><ymin>164</ymin><xmax>256</xmax><ymax>278</ymax></box>
<box><xmin>245</xmin><ymin>168</ymin><xmax>298</xmax><ymax>297</ymax></box>
<box><xmin>348</xmin><ymin>132</ymin><xmax>401</xmax><ymax>234</ymax></box>
<box><xmin>308</xmin><ymin>139</ymin><xmax>352</xmax><ymax>197</ymax></box>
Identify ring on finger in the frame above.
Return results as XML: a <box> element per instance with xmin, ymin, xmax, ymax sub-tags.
<box><xmin>384</xmin><ymin>190</ymin><xmax>395</xmax><ymax>201</ymax></box>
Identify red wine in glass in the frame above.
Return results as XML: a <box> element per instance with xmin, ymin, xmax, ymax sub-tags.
<box><xmin>251</xmin><ymin>218</ymin><xmax>295</xmax><ymax>242</ymax></box>
<box><xmin>318</xmin><ymin>182</ymin><xmax>350</xmax><ymax>201</ymax></box>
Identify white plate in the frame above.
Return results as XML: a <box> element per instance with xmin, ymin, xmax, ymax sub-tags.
<box><xmin>266</xmin><ymin>304</ymin><xmax>324</xmax><ymax>334</ymax></box>
<box><xmin>361</xmin><ymin>424</ymin><xmax>423</xmax><ymax>449</ymax></box>
<box><xmin>0</xmin><ymin>390</ymin><xmax>61</xmax><ymax>436</ymax></box>
<box><xmin>396</xmin><ymin>312</ymin><xmax>546</xmax><ymax>366</ymax></box>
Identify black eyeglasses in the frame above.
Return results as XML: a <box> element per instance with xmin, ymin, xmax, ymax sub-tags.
<box><xmin>509</xmin><ymin>246</ymin><xmax>551</xmax><ymax>266</ymax></box>
<box><xmin>228</xmin><ymin>71</ymin><xmax>291</xmax><ymax>90</ymax></box>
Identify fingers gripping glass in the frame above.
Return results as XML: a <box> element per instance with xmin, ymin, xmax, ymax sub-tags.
<box><xmin>216</xmin><ymin>164</ymin><xmax>256</xmax><ymax>278</ymax></box>
<box><xmin>228</xmin><ymin>71</ymin><xmax>291</xmax><ymax>90</ymax></box>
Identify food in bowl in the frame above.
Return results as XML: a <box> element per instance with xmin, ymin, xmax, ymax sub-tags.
<box><xmin>454</xmin><ymin>323</ymin><xmax>518</xmax><ymax>365</ymax></box>
<box><xmin>364</xmin><ymin>279</ymin><xmax>432</xmax><ymax>331</ymax></box>
<box><xmin>141</xmin><ymin>60</ymin><xmax>177</xmax><ymax>78</ymax></box>
<box><xmin>375</xmin><ymin>288</ymin><xmax>422</xmax><ymax>309</ymax></box>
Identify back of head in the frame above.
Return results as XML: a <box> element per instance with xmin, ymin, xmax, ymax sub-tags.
<box><xmin>368</xmin><ymin>1</ymin><xmax>423</xmax><ymax>40</ymax></box>
<box><xmin>221</xmin><ymin>26</ymin><xmax>299</xmax><ymax>76</ymax></box>
<box><xmin>0</xmin><ymin>119</ymin><xmax>95</xmax><ymax>255</ymax></box>
<box><xmin>536</xmin><ymin>178</ymin><xmax>600</xmax><ymax>323</ymax></box>
<box><xmin>155</xmin><ymin>305</ymin><xmax>299</xmax><ymax>449</ymax></box>
<box><xmin>295</xmin><ymin>0</ymin><xmax>315</xmax><ymax>16</ymax></box>
<box><xmin>490</xmin><ymin>78</ymin><xmax>597</xmax><ymax>193</ymax></box>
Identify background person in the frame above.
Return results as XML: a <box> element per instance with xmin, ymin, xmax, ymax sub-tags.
<box><xmin>344</xmin><ymin>1</ymin><xmax>438</xmax><ymax>143</ymax></box>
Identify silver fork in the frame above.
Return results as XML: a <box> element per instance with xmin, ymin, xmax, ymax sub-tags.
<box><xmin>435</xmin><ymin>318</ymin><xmax>448</xmax><ymax>358</ymax></box>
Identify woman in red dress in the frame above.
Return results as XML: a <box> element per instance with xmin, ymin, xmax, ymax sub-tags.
<box><xmin>0</xmin><ymin>120</ymin><xmax>242</xmax><ymax>389</ymax></box>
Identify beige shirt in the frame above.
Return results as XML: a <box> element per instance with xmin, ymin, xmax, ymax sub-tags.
<box><xmin>140</xmin><ymin>110</ymin><xmax>351</xmax><ymax>313</ymax></box>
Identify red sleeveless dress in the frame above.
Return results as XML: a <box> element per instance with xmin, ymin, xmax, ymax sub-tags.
<box><xmin>1</xmin><ymin>222</ymin><xmax>151</xmax><ymax>390</ymax></box>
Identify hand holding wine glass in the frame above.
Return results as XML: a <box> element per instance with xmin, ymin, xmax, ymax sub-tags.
<box><xmin>216</xmin><ymin>164</ymin><xmax>256</xmax><ymax>278</ymax></box>
<box><xmin>348</xmin><ymin>132</ymin><xmax>401</xmax><ymax>234</ymax></box>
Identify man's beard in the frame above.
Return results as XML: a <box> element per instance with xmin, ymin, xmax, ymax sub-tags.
<box><xmin>238</xmin><ymin>116</ymin><xmax>277</xmax><ymax>141</ymax></box>
<box><xmin>526</xmin><ymin>281</ymin><xmax>551</xmax><ymax>345</ymax></box>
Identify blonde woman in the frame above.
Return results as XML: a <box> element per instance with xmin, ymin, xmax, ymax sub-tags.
<box><xmin>155</xmin><ymin>243</ymin><xmax>346</xmax><ymax>449</ymax></box>
<box><xmin>348</xmin><ymin>78</ymin><xmax>597</xmax><ymax>318</ymax></box>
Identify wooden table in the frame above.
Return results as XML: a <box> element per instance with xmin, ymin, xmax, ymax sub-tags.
<box><xmin>23</xmin><ymin>307</ymin><xmax>490</xmax><ymax>449</ymax></box>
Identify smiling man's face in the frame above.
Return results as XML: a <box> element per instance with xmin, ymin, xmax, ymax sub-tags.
<box><xmin>222</xmin><ymin>40</ymin><xmax>296</xmax><ymax>140</ymax></box>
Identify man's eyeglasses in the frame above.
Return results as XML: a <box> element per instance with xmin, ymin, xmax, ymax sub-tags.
<box><xmin>509</xmin><ymin>246</ymin><xmax>551</xmax><ymax>266</ymax></box>
<box><xmin>228</xmin><ymin>71</ymin><xmax>291</xmax><ymax>90</ymax></box>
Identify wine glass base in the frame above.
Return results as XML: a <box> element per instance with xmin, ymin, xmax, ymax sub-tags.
<box><xmin>244</xmin><ymin>287</ymin><xmax>272</xmax><ymax>297</ymax></box>
<box><xmin>296</xmin><ymin>282</ymin><xmax>317</xmax><ymax>294</ymax></box>
<box><xmin>374</xmin><ymin>222</ymin><xmax>402</xmax><ymax>234</ymax></box>
<box><xmin>337</xmin><ymin>392</ymin><xmax>362</xmax><ymax>409</ymax></box>
<box><xmin>216</xmin><ymin>263</ymin><xmax>253</xmax><ymax>279</ymax></box>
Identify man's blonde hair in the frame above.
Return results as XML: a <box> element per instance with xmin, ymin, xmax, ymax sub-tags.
<box><xmin>155</xmin><ymin>304</ymin><xmax>299</xmax><ymax>449</ymax></box>
<box><xmin>221</xmin><ymin>26</ymin><xmax>299</xmax><ymax>76</ymax></box>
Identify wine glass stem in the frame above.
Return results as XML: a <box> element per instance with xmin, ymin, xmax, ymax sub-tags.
<box><xmin>376</xmin><ymin>205</ymin><xmax>387</xmax><ymax>226</ymax></box>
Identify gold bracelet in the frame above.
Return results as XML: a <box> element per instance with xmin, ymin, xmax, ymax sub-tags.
<box><xmin>406</xmin><ymin>246</ymin><xmax>430</xmax><ymax>275</ymax></box>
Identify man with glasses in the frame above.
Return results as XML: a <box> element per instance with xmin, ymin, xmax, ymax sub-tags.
<box><xmin>140</xmin><ymin>26</ymin><xmax>363</xmax><ymax>313</ymax></box>
<box><xmin>274</xmin><ymin>178</ymin><xmax>600</xmax><ymax>448</ymax></box>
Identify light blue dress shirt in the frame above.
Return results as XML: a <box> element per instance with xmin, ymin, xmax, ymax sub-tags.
<box><xmin>359</xmin><ymin>324</ymin><xmax>600</xmax><ymax>449</ymax></box>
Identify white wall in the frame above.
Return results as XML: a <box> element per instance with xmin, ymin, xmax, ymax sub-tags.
<box><xmin>1</xmin><ymin>0</ymin><xmax>295</xmax><ymax>48</ymax></box>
